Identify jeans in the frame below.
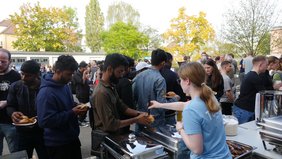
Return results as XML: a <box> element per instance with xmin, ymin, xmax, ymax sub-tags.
<box><xmin>178</xmin><ymin>139</ymin><xmax>190</xmax><ymax>159</ymax></box>
<box><xmin>232</xmin><ymin>105</ymin><xmax>255</xmax><ymax>124</ymax></box>
<box><xmin>165</xmin><ymin>115</ymin><xmax>176</xmax><ymax>126</ymax></box>
<box><xmin>0</xmin><ymin>124</ymin><xmax>18</xmax><ymax>155</ymax></box>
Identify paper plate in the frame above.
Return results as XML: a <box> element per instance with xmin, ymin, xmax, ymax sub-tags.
<box><xmin>12</xmin><ymin>119</ymin><xmax>37</xmax><ymax>126</ymax></box>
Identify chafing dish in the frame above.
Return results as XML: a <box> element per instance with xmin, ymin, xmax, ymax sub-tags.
<box><xmin>141</xmin><ymin>125</ymin><xmax>183</xmax><ymax>158</ymax></box>
<box><xmin>257</xmin><ymin>90</ymin><xmax>282</xmax><ymax>153</ymax></box>
<box><xmin>102</xmin><ymin>132</ymin><xmax>168</xmax><ymax>159</ymax></box>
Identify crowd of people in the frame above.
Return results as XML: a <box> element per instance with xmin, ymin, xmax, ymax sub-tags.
<box><xmin>0</xmin><ymin>46</ymin><xmax>282</xmax><ymax>158</ymax></box>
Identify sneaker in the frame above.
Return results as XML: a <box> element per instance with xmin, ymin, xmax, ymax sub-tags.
<box><xmin>79</xmin><ymin>122</ymin><xmax>89</xmax><ymax>127</ymax></box>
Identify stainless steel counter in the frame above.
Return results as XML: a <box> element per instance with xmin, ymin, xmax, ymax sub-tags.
<box><xmin>226</xmin><ymin>121</ymin><xmax>282</xmax><ymax>159</ymax></box>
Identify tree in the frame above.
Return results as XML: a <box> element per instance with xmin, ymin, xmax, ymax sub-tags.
<box><xmin>85</xmin><ymin>0</ymin><xmax>104</xmax><ymax>52</ymax></box>
<box><xmin>141</xmin><ymin>26</ymin><xmax>162</xmax><ymax>51</ymax></box>
<box><xmin>221</xmin><ymin>0</ymin><xmax>280</xmax><ymax>55</ymax></box>
<box><xmin>106</xmin><ymin>1</ymin><xmax>140</xmax><ymax>28</ymax></box>
<box><xmin>101</xmin><ymin>22</ymin><xmax>149</xmax><ymax>59</ymax></box>
<box><xmin>162</xmin><ymin>8</ymin><xmax>215</xmax><ymax>56</ymax></box>
<box><xmin>10</xmin><ymin>3</ymin><xmax>82</xmax><ymax>52</ymax></box>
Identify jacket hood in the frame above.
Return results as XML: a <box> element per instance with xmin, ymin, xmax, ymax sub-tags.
<box><xmin>40</xmin><ymin>73</ymin><xmax>65</xmax><ymax>89</ymax></box>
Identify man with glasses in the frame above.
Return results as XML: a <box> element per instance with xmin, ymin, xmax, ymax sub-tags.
<box><xmin>0</xmin><ymin>48</ymin><xmax>21</xmax><ymax>155</ymax></box>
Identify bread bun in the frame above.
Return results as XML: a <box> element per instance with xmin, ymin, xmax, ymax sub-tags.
<box><xmin>148</xmin><ymin>115</ymin><xmax>155</xmax><ymax>123</ymax></box>
<box><xmin>166</xmin><ymin>91</ymin><xmax>176</xmax><ymax>97</ymax></box>
<box><xmin>18</xmin><ymin>116</ymin><xmax>36</xmax><ymax>124</ymax></box>
<box><xmin>77</xmin><ymin>104</ymin><xmax>88</xmax><ymax>111</ymax></box>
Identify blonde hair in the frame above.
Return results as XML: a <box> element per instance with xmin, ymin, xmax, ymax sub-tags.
<box><xmin>178</xmin><ymin>62</ymin><xmax>220</xmax><ymax>113</ymax></box>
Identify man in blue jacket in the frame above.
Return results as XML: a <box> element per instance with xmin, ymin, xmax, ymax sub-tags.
<box><xmin>36</xmin><ymin>55</ymin><xmax>87</xmax><ymax>159</ymax></box>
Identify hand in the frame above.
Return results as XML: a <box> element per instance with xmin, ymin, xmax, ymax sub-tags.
<box><xmin>73</xmin><ymin>104</ymin><xmax>88</xmax><ymax>116</ymax></box>
<box><xmin>176</xmin><ymin>121</ymin><xmax>183</xmax><ymax>133</ymax></box>
<box><xmin>83</xmin><ymin>70</ymin><xmax>90</xmax><ymax>80</ymax></box>
<box><xmin>0</xmin><ymin>100</ymin><xmax>7</xmax><ymax>109</ymax></box>
<box><xmin>148</xmin><ymin>100</ymin><xmax>162</xmax><ymax>109</ymax></box>
<box><xmin>136</xmin><ymin>113</ymin><xmax>151</xmax><ymax>126</ymax></box>
<box><xmin>12</xmin><ymin>112</ymin><xmax>24</xmax><ymax>123</ymax></box>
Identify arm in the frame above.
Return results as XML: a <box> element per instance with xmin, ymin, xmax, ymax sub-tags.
<box><xmin>179</xmin><ymin>108</ymin><xmax>204</xmax><ymax>155</ymax></box>
<box><xmin>149</xmin><ymin>100</ymin><xmax>189</xmax><ymax>111</ymax></box>
<box><xmin>226</xmin><ymin>90</ymin><xmax>234</xmax><ymax>102</ymax></box>
<box><xmin>179</xmin><ymin>127</ymin><xmax>203</xmax><ymax>154</ymax></box>
<box><xmin>37</xmin><ymin>89</ymin><xmax>76</xmax><ymax>128</ymax></box>
<box><xmin>6</xmin><ymin>82</ymin><xmax>23</xmax><ymax>123</ymax></box>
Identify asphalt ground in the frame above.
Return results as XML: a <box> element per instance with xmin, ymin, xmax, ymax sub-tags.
<box><xmin>1</xmin><ymin>124</ymin><xmax>94</xmax><ymax>159</ymax></box>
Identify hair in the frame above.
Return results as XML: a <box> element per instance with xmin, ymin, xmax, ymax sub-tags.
<box><xmin>21</xmin><ymin>60</ymin><xmax>40</xmax><ymax>74</ymax></box>
<box><xmin>53</xmin><ymin>55</ymin><xmax>78</xmax><ymax>71</ymax></box>
<box><xmin>103</xmin><ymin>53</ymin><xmax>128</xmax><ymax>71</ymax></box>
<box><xmin>221</xmin><ymin>60</ymin><xmax>231</xmax><ymax>67</ymax></box>
<box><xmin>0</xmin><ymin>48</ymin><xmax>11</xmax><ymax>60</ymax></box>
<box><xmin>204</xmin><ymin>59</ymin><xmax>223</xmax><ymax>91</ymax></box>
<box><xmin>178</xmin><ymin>62</ymin><xmax>220</xmax><ymax>113</ymax></box>
<box><xmin>215</xmin><ymin>56</ymin><xmax>220</xmax><ymax>61</ymax></box>
<box><xmin>78</xmin><ymin>61</ymin><xmax>88</xmax><ymax>68</ymax></box>
<box><xmin>151</xmin><ymin>49</ymin><xmax>167</xmax><ymax>66</ymax></box>
<box><xmin>268</xmin><ymin>56</ymin><xmax>279</xmax><ymax>65</ymax></box>
<box><xmin>166</xmin><ymin>52</ymin><xmax>173</xmax><ymax>61</ymax></box>
<box><xmin>124</xmin><ymin>56</ymin><xmax>135</xmax><ymax>68</ymax></box>
<box><xmin>252</xmin><ymin>55</ymin><xmax>267</xmax><ymax>65</ymax></box>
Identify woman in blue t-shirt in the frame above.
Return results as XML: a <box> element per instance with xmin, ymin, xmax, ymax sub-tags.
<box><xmin>149</xmin><ymin>62</ymin><xmax>231</xmax><ymax>159</ymax></box>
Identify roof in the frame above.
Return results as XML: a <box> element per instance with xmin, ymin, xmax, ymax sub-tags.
<box><xmin>0</xmin><ymin>19</ymin><xmax>12</xmax><ymax>27</ymax></box>
<box><xmin>0</xmin><ymin>19</ymin><xmax>15</xmax><ymax>35</ymax></box>
<box><xmin>1</xmin><ymin>25</ymin><xmax>15</xmax><ymax>35</ymax></box>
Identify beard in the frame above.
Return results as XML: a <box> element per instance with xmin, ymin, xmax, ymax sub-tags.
<box><xmin>110</xmin><ymin>73</ymin><xmax>120</xmax><ymax>85</ymax></box>
<box><xmin>59</xmin><ymin>76</ymin><xmax>69</xmax><ymax>84</ymax></box>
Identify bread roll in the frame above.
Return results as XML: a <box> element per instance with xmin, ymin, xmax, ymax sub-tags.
<box><xmin>148</xmin><ymin>115</ymin><xmax>155</xmax><ymax>123</ymax></box>
<box><xmin>166</xmin><ymin>91</ymin><xmax>176</xmax><ymax>97</ymax></box>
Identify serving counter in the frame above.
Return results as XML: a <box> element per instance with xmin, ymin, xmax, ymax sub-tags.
<box><xmin>226</xmin><ymin>121</ymin><xmax>282</xmax><ymax>159</ymax></box>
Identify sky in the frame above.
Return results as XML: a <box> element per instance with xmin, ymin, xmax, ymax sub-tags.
<box><xmin>0</xmin><ymin>0</ymin><xmax>281</xmax><ymax>35</ymax></box>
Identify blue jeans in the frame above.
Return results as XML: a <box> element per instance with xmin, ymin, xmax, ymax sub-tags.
<box><xmin>0</xmin><ymin>124</ymin><xmax>18</xmax><ymax>155</ymax></box>
<box><xmin>232</xmin><ymin>105</ymin><xmax>255</xmax><ymax>124</ymax></box>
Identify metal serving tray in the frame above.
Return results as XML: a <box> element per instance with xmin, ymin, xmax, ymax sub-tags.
<box><xmin>141</xmin><ymin>130</ymin><xmax>181</xmax><ymax>152</ymax></box>
<box><xmin>103</xmin><ymin>132</ymin><xmax>167</xmax><ymax>159</ymax></box>
<box><xmin>263</xmin><ymin>116</ymin><xmax>282</xmax><ymax>129</ymax></box>
<box><xmin>226</xmin><ymin>140</ymin><xmax>256</xmax><ymax>159</ymax></box>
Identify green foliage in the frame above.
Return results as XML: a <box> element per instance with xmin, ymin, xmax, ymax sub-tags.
<box><xmin>141</xmin><ymin>26</ymin><xmax>162</xmax><ymax>51</ymax></box>
<box><xmin>101</xmin><ymin>22</ymin><xmax>149</xmax><ymax>59</ymax></box>
<box><xmin>221</xmin><ymin>0</ymin><xmax>279</xmax><ymax>55</ymax></box>
<box><xmin>85</xmin><ymin>0</ymin><xmax>104</xmax><ymax>52</ymax></box>
<box><xmin>163</xmin><ymin>8</ymin><xmax>215</xmax><ymax>56</ymax></box>
<box><xmin>106</xmin><ymin>1</ymin><xmax>140</xmax><ymax>28</ymax></box>
<box><xmin>10</xmin><ymin>2</ymin><xmax>82</xmax><ymax>52</ymax></box>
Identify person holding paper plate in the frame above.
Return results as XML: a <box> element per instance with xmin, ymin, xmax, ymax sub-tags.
<box><xmin>6</xmin><ymin>60</ymin><xmax>48</xmax><ymax>159</ymax></box>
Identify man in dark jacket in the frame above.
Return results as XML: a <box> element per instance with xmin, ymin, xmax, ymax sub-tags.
<box><xmin>72</xmin><ymin>61</ymin><xmax>90</xmax><ymax>127</ymax></box>
<box><xmin>36</xmin><ymin>55</ymin><xmax>87</xmax><ymax>159</ymax></box>
<box><xmin>160</xmin><ymin>52</ymin><xmax>187</xmax><ymax>125</ymax></box>
<box><xmin>6</xmin><ymin>60</ymin><xmax>48</xmax><ymax>159</ymax></box>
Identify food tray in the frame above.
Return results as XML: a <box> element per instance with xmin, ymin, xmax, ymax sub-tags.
<box><xmin>226</xmin><ymin>140</ymin><xmax>256</xmax><ymax>159</ymax></box>
<box><xmin>263</xmin><ymin>116</ymin><xmax>282</xmax><ymax>129</ymax></box>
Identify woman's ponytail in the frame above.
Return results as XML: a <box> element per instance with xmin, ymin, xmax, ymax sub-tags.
<box><xmin>200</xmin><ymin>83</ymin><xmax>220</xmax><ymax>113</ymax></box>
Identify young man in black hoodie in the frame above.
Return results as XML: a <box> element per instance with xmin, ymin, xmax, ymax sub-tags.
<box><xmin>36</xmin><ymin>55</ymin><xmax>87</xmax><ymax>159</ymax></box>
<box><xmin>7</xmin><ymin>60</ymin><xmax>48</xmax><ymax>159</ymax></box>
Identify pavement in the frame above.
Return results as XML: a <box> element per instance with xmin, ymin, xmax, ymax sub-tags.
<box><xmin>1</xmin><ymin>125</ymin><xmax>95</xmax><ymax>159</ymax></box>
